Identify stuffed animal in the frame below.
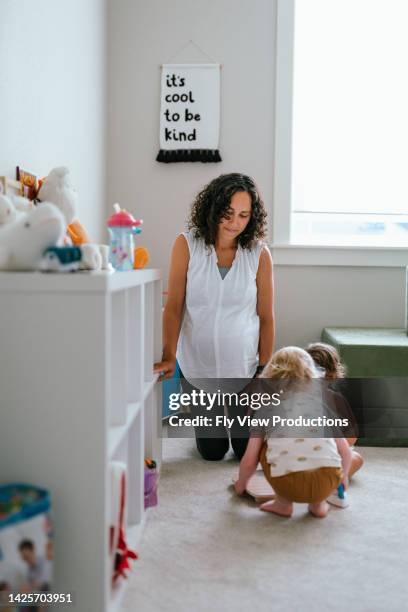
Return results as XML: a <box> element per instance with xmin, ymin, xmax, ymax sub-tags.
<box><xmin>37</xmin><ymin>166</ymin><xmax>76</xmax><ymax>225</ymax></box>
<box><xmin>0</xmin><ymin>194</ymin><xmax>34</xmax><ymax>227</ymax></box>
<box><xmin>0</xmin><ymin>195</ymin><xmax>20</xmax><ymax>225</ymax></box>
<box><xmin>37</xmin><ymin>166</ymin><xmax>110</xmax><ymax>270</ymax></box>
<box><xmin>37</xmin><ymin>166</ymin><xmax>92</xmax><ymax>246</ymax></box>
<box><xmin>0</xmin><ymin>203</ymin><xmax>65</xmax><ymax>270</ymax></box>
<box><xmin>40</xmin><ymin>246</ymin><xmax>82</xmax><ymax>273</ymax></box>
<box><xmin>12</xmin><ymin>195</ymin><xmax>33</xmax><ymax>213</ymax></box>
<box><xmin>79</xmin><ymin>243</ymin><xmax>102</xmax><ymax>270</ymax></box>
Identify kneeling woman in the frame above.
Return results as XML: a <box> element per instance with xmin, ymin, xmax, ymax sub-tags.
<box><xmin>154</xmin><ymin>173</ymin><xmax>274</xmax><ymax>461</ymax></box>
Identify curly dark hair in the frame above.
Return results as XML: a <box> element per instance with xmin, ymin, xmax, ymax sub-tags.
<box><xmin>187</xmin><ymin>173</ymin><xmax>267</xmax><ymax>249</ymax></box>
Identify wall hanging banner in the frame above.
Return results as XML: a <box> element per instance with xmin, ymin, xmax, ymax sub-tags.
<box><xmin>156</xmin><ymin>63</ymin><xmax>222</xmax><ymax>163</ymax></box>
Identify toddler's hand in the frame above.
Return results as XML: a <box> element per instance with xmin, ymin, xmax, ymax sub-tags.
<box><xmin>234</xmin><ymin>480</ymin><xmax>246</xmax><ymax>496</ymax></box>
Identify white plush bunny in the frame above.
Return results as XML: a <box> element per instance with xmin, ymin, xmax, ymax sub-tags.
<box><xmin>0</xmin><ymin>202</ymin><xmax>65</xmax><ymax>270</ymax></box>
<box><xmin>12</xmin><ymin>195</ymin><xmax>33</xmax><ymax>213</ymax></box>
<box><xmin>0</xmin><ymin>193</ymin><xmax>35</xmax><ymax>226</ymax></box>
<box><xmin>0</xmin><ymin>194</ymin><xmax>24</xmax><ymax>226</ymax></box>
<box><xmin>37</xmin><ymin>166</ymin><xmax>77</xmax><ymax>225</ymax></box>
<box><xmin>36</xmin><ymin>166</ymin><xmax>110</xmax><ymax>271</ymax></box>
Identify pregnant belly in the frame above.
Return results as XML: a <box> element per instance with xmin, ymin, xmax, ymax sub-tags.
<box><xmin>192</xmin><ymin>322</ymin><xmax>259</xmax><ymax>369</ymax></box>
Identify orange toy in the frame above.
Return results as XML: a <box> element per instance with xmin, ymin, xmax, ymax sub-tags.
<box><xmin>67</xmin><ymin>219</ymin><xmax>90</xmax><ymax>246</ymax></box>
<box><xmin>133</xmin><ymin>246</ymin><xmax>149</xmax><ymax>269</ymax></box>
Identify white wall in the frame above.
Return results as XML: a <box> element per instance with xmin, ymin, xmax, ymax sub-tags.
<box><xmin>273</xmin><ymin>266</ymin><xmax>407</xmax><ymax>348</ymax></box>
<box><xmin>107</xmin><ymin>0</ymin><xmax>275</xmax><ymax>256</ymax></box>
<box><xmin>107</xmin><ymin>0</ymin><xmax>407</xmax><ymax>347</ymax></box>
<box><xmin>0</xmin><ymin>0</ymin><xmax>106</xmax><ymax>242</ymax></box>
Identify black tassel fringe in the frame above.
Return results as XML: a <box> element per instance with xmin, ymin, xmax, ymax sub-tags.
<box><xmin>156</xmin><ymin>149</ymin><xmax>222</xmax><ymax>163</ymax></box>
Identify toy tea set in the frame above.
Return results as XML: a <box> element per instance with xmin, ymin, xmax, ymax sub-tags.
<box><xmin>0</xmin><ymin>166</ymin><xmax>149</xmax><ymax>273</ymax></box>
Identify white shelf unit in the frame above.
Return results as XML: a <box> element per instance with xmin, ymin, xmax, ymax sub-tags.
<box><xmin>0</xmin><ymin>269</ymin><xmax>163</xmax><ymax>612</ymax></box>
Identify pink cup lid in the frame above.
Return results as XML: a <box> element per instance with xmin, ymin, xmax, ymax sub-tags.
<box><xmin>107</xmin><ymin>203</ymin><xmax>143</xmax><ymax>228</ymax></box>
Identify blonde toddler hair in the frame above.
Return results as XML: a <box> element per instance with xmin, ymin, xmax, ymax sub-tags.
<box><xmin>261</xmin><ymin>346</ymin><xmax>318</xmax><ymax>382</ymax></box>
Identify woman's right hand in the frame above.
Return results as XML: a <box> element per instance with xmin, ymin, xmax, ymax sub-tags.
<box><xmin>153</xmin><ymin>357</ymin><xmax>177</xmax><ymax>381</ymax></box>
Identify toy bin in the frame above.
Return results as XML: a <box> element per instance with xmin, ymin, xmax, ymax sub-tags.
<box><xmin>0</xmin><ymin>484</ymin><xmax>53</xmax><ymax>603</ymax></box>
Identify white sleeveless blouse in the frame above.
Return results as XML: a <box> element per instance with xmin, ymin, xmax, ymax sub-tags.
<box><xmin>177</xmin><ymin>230</ymin><xmax>264</xmax><ymax>379</ymax></box>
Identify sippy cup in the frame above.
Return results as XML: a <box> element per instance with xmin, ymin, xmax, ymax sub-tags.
<box><xmin>107</xmin><ymin>203</ymin><xmax>143</xmax><ymax>271</ymax></box>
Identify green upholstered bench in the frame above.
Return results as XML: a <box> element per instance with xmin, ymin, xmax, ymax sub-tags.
<box><xmin>322</xmin><ymin>327</ymin><xmax>408</xmax><ymax>447</ymax></box>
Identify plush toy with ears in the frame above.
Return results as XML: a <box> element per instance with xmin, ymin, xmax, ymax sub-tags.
<box><xmin>0</xmin><ymin>194</ymin><xmax>35</xmax><ymax>227</ymax></box>
<box><xmin>38</xmin><ymin>166</ymin><xmax>109</xmax><ymax>270</ymax></box>
<box><xmin>0</xmin><ymin>194</ymin><xmax>20</xmax><ymax>225</ymax></box>
<box><xmin>37</xmin><ymin>166</ymin><xmax>76</xmax><ymax>226</ymax></box>
<box><xmin>0</xmin><ymin>203</ymin><xmax>65</xmax><ymax>270</ymax></box>
<box><xmin>37</xmin><ymin>165</ymin><xmax>93</xmax><ymax>246</ymax></box>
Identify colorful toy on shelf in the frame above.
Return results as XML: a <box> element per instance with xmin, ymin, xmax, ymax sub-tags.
<box><xmin>16</xmin><ymin>167</ymin><xmax>39</xmax><ymax>201</ymax></box>
<box><xmin>0</xmin><ymin>203</ymin><xmax>65</xmax><ymax>271</ymax></box>
<box><xmin>134</xmin><ymin>246</ymin><xmax>150</xmax><ymax>270</ymax></box>
<box><xmin>40</xmin><ymin>246</ymin><xmax>82</xmax><ymax>272</ymax></box>
<box><xmin>66</xmin><ymin>219</ymin><xmax>90</xmax><ymax>246</ymax></box>
<box><xmin>144</xmin><ymin>458</ymin><xmax>159</xmax><ymax>509</ymax></box>
<box><xmin>107</xmin><ymin>204</ymin><xmax>143</xmax><ymax>271</ymax></box>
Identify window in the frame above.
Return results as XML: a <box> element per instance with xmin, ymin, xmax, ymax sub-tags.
<box><xmin>274</xmin><ymin>0</ymin><xmax>408</xmax><ymax>248</ymax></box>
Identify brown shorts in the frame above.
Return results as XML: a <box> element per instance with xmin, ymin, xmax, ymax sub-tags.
<box><xmin>259</xmin><ymin>442</ymin><xmax>342</xmax><ymax>504</ymax></box>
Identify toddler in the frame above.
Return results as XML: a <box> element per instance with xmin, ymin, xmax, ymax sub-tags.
<box><xmin>306</xmin><ymin>342</ymin><xmax>364</xmax><ymax>477</ymax></box>
<box><xmin>234</xmin><ymin>347</ymin><xmax>352</xmax><ymax>518</ymax></box>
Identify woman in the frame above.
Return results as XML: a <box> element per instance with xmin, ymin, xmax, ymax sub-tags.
<box><xmin>154</xmin><ymin>173</ymin><xmax>274</xmax><ymax>460</ymax></box>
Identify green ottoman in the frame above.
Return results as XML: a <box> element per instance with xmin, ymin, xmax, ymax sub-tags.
<box><xmin>322</xmin><ymin>327</ymin><xmax>408</xmax><ymax>447</ymax></box>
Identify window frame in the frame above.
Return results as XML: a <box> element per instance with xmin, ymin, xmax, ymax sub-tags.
<box><xmin>271</xmin><ymin>0</ymin><xmax>408</xmax><ymax>267</ymax></box>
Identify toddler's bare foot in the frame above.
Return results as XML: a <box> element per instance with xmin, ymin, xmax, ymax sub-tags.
<box><xmin>260</xmin><ymin>499</ymin><xmax>293</xmax><ymax>517</ymax></box>
<box><xmin>308</xmin><ymin>501</ymin><xmax>329</xmax><ymax>518</ymax></box>
<box><xmin>349</xmin><ymin>451</ymin><xmax>364</xmax><ymax>479</ymax></box>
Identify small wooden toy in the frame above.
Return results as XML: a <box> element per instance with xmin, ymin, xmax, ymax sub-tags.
<box><xmin>232</xmin><ymin>470</ymin><xmax>275</xmax><ymax>503</ymax></box>
<box><xmin>246</xmin><ymin>471</ymin><xmax>275</xmax><ymax>502</ymax></box>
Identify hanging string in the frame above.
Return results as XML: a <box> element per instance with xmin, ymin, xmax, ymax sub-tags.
<box><xmin>161</xmin><ymin>39</ymin><xmax>222</xmax><ymax>67</ymax></box>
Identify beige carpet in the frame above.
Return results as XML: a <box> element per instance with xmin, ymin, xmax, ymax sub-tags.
<box><xmin>123</xmin><ymin>438</ymin><xmax>408</xmax><ymax>612</ymax></box>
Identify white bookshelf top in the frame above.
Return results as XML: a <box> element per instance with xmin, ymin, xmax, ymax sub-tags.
<box><xmin>0</xmin><ymin>268</ymin><xmax>162</xmax><ymax>293</ymax></box>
